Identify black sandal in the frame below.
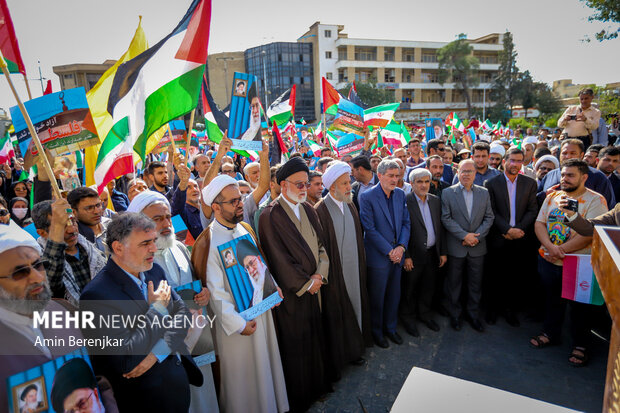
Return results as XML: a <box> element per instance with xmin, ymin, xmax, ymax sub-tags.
<box><xmin>529</xmin><ymin>333</ymin><xmax>554</xmax><ymax>349</ymax></box>
<box><xmin>569</xmin><ymin>347</ymin><xmax>589</xmax><ymax>367</ymax></box>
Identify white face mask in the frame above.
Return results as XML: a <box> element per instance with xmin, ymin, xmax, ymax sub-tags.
<box><xmin>12</xmin><ymin>207</ymin><xmax>28</xmax><ymax>219</ymax></box>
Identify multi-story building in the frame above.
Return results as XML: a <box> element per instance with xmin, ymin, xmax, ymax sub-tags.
<box><xmin>52</xmin><ymin>60</ymin><xmax>116</xmax><ymax>92</ymax></box>
<box><xmin>245</xmin><ymin>42</ymin><xmax>315</xmax><ymax>122</ymax></box>
<box><xmin>205</xmin><ymin>51</ymin><xmax>246</xmax><ymax>110</ymax></box>
<box><xmin>553</xmin><ymin>79</ymin><xmax>620</xmax><ymax>108</ymax></box>
<box><xmin>298</xmin><ymin>22</ymin><xmax>503</xmax><ymax>122</ymax></box>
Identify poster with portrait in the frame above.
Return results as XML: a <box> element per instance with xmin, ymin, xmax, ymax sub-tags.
<box><xmin>216</xmin><ymin>233</ymin><xmax>282</xmax><ymax>321</ymax></box>
<box><xmin>174</xmin><ymin>280</ymin><xmax>216</xmax><ymax>366</ymax></box>
<box><xmin>424</xmin><ymin>118</ymin><xmax>444</xmax><ymax>141</ymax></box>
<box><xmin>6</xmin><ymin>348</ymin><xmax>100</xmax><ymax>413</ymax></box>
<box><xmin>10</xmin><ymin>87</ymin><xmax>100</xmax><ymax>158</ymax></box>
<box><xmin>227</xmin><ymin>72</ymin><xmax>264</xmax><ymax>152</ymax></box>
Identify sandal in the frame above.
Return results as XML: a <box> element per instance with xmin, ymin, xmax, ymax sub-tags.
<box><xmin>569</xmin><ymin>347</ymin><xmax>589</xmax><ymax>367</ymax></box>
<box><xmin>529</xmin><ymin>333</ymin><xmax>554</xmax><ymax>349</ymax></box>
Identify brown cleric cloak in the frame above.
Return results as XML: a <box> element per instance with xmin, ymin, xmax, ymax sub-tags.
<box><xmin>315</xmin><ymin>198</ymin><xmax>373</xmax><ymax>373</ymax></box>
<box><xmin>258</xmin><ymin>199</ymin><xmax>330</xmax><ymax>413</ymax></box>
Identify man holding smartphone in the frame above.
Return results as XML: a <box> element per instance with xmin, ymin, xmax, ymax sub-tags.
<box><xmin>557</xmin><ymin>88</ymin><xmax>601</xmax><ymax>149</ymax></box>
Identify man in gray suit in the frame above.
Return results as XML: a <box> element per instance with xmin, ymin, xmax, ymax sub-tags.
<box><xmin>441</xmin><ymin>160</ymin><xmax>494</xmax><ymax>332</ymax></box>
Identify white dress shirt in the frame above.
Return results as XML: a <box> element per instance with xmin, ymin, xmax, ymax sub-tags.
<box><xmin>505</xmin><ymin>173</ymin><xmax>518</xmax><ymax>227</ymax></box>
<box><xmin>414</xmin><ymin>193</ymin><xmax>436</xmax><ymax>247</ymax></box>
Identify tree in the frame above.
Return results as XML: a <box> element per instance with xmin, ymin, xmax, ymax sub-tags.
<box><xmin>534</xmin><ymin>83</ymin><xmax>561</xmax><ymax>117</ymax></box>
<box><xmin>581</xmin><ymin>0</ymin><xmax>620</xmax><ymax>41</ymax></box>
<box><xmin>437</xmin><ymin>33</ymin><xmax>480</xmax><ymax>118</ymax></box>
<box><xmin>515</xmin><ymin>71</ymin><xmax>537</xmax><ymax>118</ymax></box>
<box><xmin>588</xmin><ymin>85</ymin><xmax>620</xmax><ymax>117</ymax></box>
<box><xmin>491</xmin><ymin>32</ymin><xmax>520</xmax><ymax>119</ymax></box>
<box><xmin>338</xmin><ymin>78</ymin><xmax>394</xmax><ymax>108</ymax></box>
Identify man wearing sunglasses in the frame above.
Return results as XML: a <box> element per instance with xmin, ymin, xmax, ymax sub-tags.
<box><xmin>0</xmin><ymin>222</ymin><xmax>84</xmax><ymax>411</ymax></box>
<box><xmin>32</xmin><ymin>199</ymin><xmax>106</xmax><ymax>307</ymax></box>
<box><xmin>67</xmin><ymin>187</ymin><xmax>110</xmax><ymax>254</ymax></box>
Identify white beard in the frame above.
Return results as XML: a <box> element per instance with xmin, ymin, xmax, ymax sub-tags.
<box><xmin>291</xmin><ymin>192</ymin><xmax>307</xmax><ymax>204</ymax></box>
<box><xmin>240</xmin><ymin>113</ymin><xmax>261</xmax><ymax>141</ymax></box>
<box><xmin>250</xmin><ymin>262</ymin><xmax>267</xmax><ymax>305</ymax></box>
<box><xmin>156</xmin><ymin>232</ymin><xmax>176</xmax><ymax>250</ymax></box>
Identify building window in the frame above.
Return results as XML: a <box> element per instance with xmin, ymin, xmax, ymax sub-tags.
<box><xmin>324</xmin><ymin>30</ymin><xmax>331</xmax><ymax>38</ymax></box>
<box><xmin>384</xmin><ymin>47</ymin><xmax>395</xmax><ymax>62</ymax></box>
<box><xmin>338</xmin><ymin>48</ymin><xmax>347</xmax><ymax>61</ymax></box>
<box><xmin>325</xmin><ymin>51</ymin><xmax>332</xmax><ymax>59</ymax></box>
<box><xmin>354</xmin><ymin>47</ymin><xmax>376</xmax><ymax>61</ymax></box>
<box><xmin>421</xmin><ymin>72</ymin><xmax>439</xmax><ymax>83</ymax></box>
<box><xmin>384</xmin><ymin>69</ymin><xmax>395</xmax><ymax>82</ymax></box>
<box><xmin>86</xmin><ymin>73</ymin><xmax>101</xmax><ymax>90</ymax></box>
<box><xmin>422</xmin><ymin>53</ymin><xmax>438</xmax><ymax>63</ymax></box>
<box><xmin>326</xmin><ymin>72</ymin><xmax>333</xmax><ymax>80</ymax></box>
<box><xmin>64</xmin><ymin>74</ymin><xmax>74</xmax><ymax>80</ymax></box>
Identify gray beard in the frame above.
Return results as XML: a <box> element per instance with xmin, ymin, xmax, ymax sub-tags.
<box><xmin>0</xmin><ymin>281</ymin><xmax>51</xmax><ymax>317</ymax></box>
<box><xmin>156</xmin><ymin>232</ymin><xmax>176</xmax><ymax>250</ymax></box>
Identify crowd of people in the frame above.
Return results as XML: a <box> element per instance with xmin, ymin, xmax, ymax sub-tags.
<box><xmin>0</xmin><ymin>87</ymin><xmax>619</xmax><ymax>412</ymax></box>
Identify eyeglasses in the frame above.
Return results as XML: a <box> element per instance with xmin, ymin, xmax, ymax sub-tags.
<box><xmin>436</xmin><ymin>147</ymin><xmax>446</xmax><ymax>152</ymax></box>
<box><xmin>286</xmin><ymin>180</ymin><xmax>311</xmax><ymax>190</ymax></box>
<box><xmin>0</xmin><ymin>259</ymin><xmax>49</xmax><ymax>281</ymax></box>
<box><xmin>82</xmin><ymin>202</ymin><xmax>103</xmax><ymax>212</ymax></box>
<box><xmin>217</xmin><ymin>197</ymin><xmax>242</xmax><ymax>207</ymax></box>
<box><xmin>0</xmin><ymin>209</ymin><xmax>8</xmax><ymax>217</ymax></box>
<box><xmin>64</xmin><ymin>390</ymin><xmax>93</xmax><ymax>413</ymax></box>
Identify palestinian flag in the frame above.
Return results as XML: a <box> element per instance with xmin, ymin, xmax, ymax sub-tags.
<box><xmin>270</xmin><ymin>122</ymin><xmax>288</xmax><ymax>165</ymax></box>
<box><xmin>0</xmin><ymin>0</ymin><xmax>26</xmax><ymax>75</ymax></box>
<box><xmin>562</xmin><ymin>254</ymin><xmax>604</xmax><ymax>305</ymax></box>
<box><xmin>364</xmin><ymin>103</ymin><xmax>400</xmax><ymax>128</ymax></box>
<box><xmin>0</xmin><ymin>132</ymin><xmax>15</xmax><ymax>163</ymax></box>
<box><xmin>481</xmin><ymin>119</ymin><xmax>493</xmax><ymax>131</ymax></box>
<box><xmin>95</xmin><ymin>0</ymin><xmax>212</xmax><ymax>193</ymax></box>
<box><xmin>267</xmin><ymin>85</ymin><xmax>296</xmax><ymax>127</ymax></box>
<box><xmin>322</xmin><ymin>77</ymin><xmax>342</xmax><ymax>115</ymax></box>
<box><xmin>306</xmin><ymin>139</ymin><xmax>322</xmax><ymax>156</ymax></box>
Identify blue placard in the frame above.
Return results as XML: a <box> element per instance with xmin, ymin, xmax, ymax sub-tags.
<box><xmin>23</xmin><ymin>223</ymin><xmax>38</xmax><ymax>239</ymax></box>
<box><xmin>171</xmin><ymin>214</ymin><xmax>187</xmax><ymax>232</ymax></box>
<box><xmin>227</xmin><ymin>72</ymin><xmax>262</xmax><ymax>152</ymax></box>
<box><xmin>240</xmin><ymin>291</ymin><xmax>282</xmax><ymax>321</ymax></box>
<box><xmin>174</xmin><ymin>280</ymin><xmax>215</xmax><ymax>366</ymax></box>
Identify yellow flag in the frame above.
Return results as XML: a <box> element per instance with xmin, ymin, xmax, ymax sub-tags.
<box><xmin>84</xmin><ymin>17</ymin><xmax>148</xmax><ymax>186</ymax></box>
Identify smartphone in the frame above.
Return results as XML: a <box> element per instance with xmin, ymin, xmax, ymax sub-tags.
<box><xmin>566</xmin><ymin>198</ymin><xmax>579</xmax><ymax>212</ymax></box>
<box><xmin>569</xmin><ymin>115</ymin><xmax>577</xmax><ymax>121</ymax></box>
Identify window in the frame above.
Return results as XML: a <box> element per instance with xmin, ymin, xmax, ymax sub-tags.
<box><xmin>326</xmin><ymin>72</ymin><xmax>333</xmax><ymax>80</ymax></box>
<box><xmin>422</xmin><ymin>53</ymin><xmax>437</xmax><ymax>63</ymax></box>
<box><xmin>324</xmin><ymin>30</ymin><xmax>331</xmax><ymax>38</ymax></box>
<box><xmin>384</xmin><ymin>69</ymin><xmax>395</xmax><ymax>82</ymax></box>
<box><xmin>86</xmin><ymin>73</ymin><xmax>101</xmax><ymax>90</ymax></box>
<box><xmin>421</xmin><ymin>72</ymin><xmax>439</xmax><ymax>83</ymax></box>
<box><xmin>384</xmin><ymin>47</ymin><xmax>395</xmax><ymax>62</ymax></box>
<box><xmin>338</xmin><ymin>48</ymin><xmax>347</xmax><ymax>60</ymax></box>
<box><xmin>64</xmin><ymin>73</ymin><xmax>74</xmax><ymax>80</ymax></box>
<box><xmin>299</xmin><ymin>54</ymin><xmax>303</xmax><ymax>62</ymax></box>
<box><xmin>354</xmin><ymin>47</ymin><xmax>376</xmax><ymax>61</ymax></box>
<box><xmin>325</xmin><ymin>51</ymin><xmax>332</xmax><ymax>59</ymax></box>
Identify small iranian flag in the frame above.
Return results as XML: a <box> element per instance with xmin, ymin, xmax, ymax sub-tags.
<box><xmin>0</xmin><ymin>132</ymin><xmax>15</xmax><ymax>163</ymax></box>
<box><xmin>481</xmin><ymin>119</ymin><xmax>493</xmax><ymax>131</ymax></box>
<box><xmin>381</xmin><ymin>120</ymin><xmax>408</xmax><ymax>147</ymax></box>
<box><xmin>561</xmin><ymin>254</ymin><xmax>604</xmax><ymax>305</ymax></box>
<box><xmin>364</xmin><ymin>103</ymin><xmax>400</xmax><ymax>128</ymax></box>
<box><xmin>451</xmin><ymin>112</ymin><xmax>465</xmax><ymax>132</ymax></box>
<box><xmin>306</xmin><ymin>139</ymin><xmax>322</xmax><ymax>156</ymax></box>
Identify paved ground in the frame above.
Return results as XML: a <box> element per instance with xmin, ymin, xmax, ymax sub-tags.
<box><xmin>309</xmin><ymin>315</ymin><xmax>608</xmax><ymax>413</ymax></box>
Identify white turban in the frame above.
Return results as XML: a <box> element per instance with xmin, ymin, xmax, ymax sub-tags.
<box><xmin>489</xmin><ymin>144</ymin><xmax>505</xmax><ymax>157</ymax></box>
<box><xmin>409</xmin><ymin>168</ymin><xmax>431</xmax><ymax>182</ymax></box>
<box><xmin>202</xmin><ymin>175</ymin><xmax>238</xmax><ymax>207</ymax></box>
<box><xmin>523</xmin><ymin>136</ymin><xmax>538</xmax><ymax>146</ymax></box>
<box><xmin>322</xmin><ymin>161</ymin><xmax>351</xmax><ymax>190</ymax></box>
<box><xmin>127</xmin><ymin>190</ymin><xmax>170</xmax><ymax>213</ymax></box>
<box><xmin>535</xmin><ymin>155</ymin><xmax>560</xmax><ymax>171</ymax></box>
<box><xmin>0</xmin><ymin>220</ymin><xmax>41</xmax><ymax>255</ymax></box>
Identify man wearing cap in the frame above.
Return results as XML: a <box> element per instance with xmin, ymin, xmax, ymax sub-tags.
<box><xmin>315</xmin><ymin>161</ymin><xmax>372</xmax><ymax>377</ymax></box>
<box><xmin>192</xmin><ymin>174</ymin><xmax>288</xmax><ymax>413</ymax></box>
<box><xmin>0</xmin><ymin>220</ymin><xmax>84</xmax><ymax>410</ymax></box>
<box><xmin>128</xmin><ymin>190</ymin><xmax>218</xmax><ymax>413</ymax></box>
<box><xmin>258</xmin><ymin>156</ymin><xmax>331</xmax><ymax>411</ymax></box>
<box><xmin>51</xmin><ymin>358</ymin><xmax>105</xmax><ymax>413</ymax></box>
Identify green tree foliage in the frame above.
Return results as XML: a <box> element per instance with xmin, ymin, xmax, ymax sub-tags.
<box><xmin>491</xmin><ymin>32</ymin><xmax>520</xmax><ymax>119</ymax></box>
<box><xmin>437</xmin><ymin>34</ymin><xmax>480</xmax><ymax>118</ymax></box>
<box><xmin>581</xmin><ymin>0</ymin><xmax>620</xmax><ymax>41</ymax></box>
<box><xmin>338</xmin><ymin>78</ymin><xmax>395</xmax><ymax>108</ymax></box>
<box><xmin>586</xmin><ymin>85</ymin><xmax>620</xmax><ymax>117</ymax></box>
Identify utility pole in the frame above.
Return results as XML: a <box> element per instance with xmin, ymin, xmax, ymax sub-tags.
<box><xmin>216</xmin><ymin>56</ymin><xmax>235</xmax><ymax>105</ymax></box>
<box><xmin>261</xmin><ymin>50</ymin><xmax>269</xmax><ymax>108</ymax></box>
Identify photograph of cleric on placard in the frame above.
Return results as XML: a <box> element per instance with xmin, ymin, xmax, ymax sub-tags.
<box><xmin>11</xmin><ymin>377</ymin><xmax>47</xmax><ymax>413</ymax></box>
<box><xmin>233</xmin><ymin>79</ymin><xmax>247</xmax><ymax>97</ymax></box>
<box><xmin>217</xmin><ymin>234</ymin><xmax>278</xmax><ymax>313</ymax></box>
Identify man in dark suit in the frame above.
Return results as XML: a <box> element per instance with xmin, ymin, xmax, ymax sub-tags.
<box><xmin>484</xmin><ymin>148</ymin><xmax>538</xmax><ymax>327</ymax></box>
<box><xmin>597</xmin><ymin>146</ymin><xmax>620</xmax><ymax>202</ymax></box>
<box><xmin>351</xmin><ymin>155</ymin><xmax>378</xmax><ymax>210</ymax></box>
<box><xmin>359</xmin><ymin>159</ymin><xmax>410</xmax><ymax>348</ymax></box>
<box><xmin>406</xmin><ymin>138</ymin><xmax>454</xmax><ymax>184</ymax></box>
<box><xmin>400</xmin><ymin>169</ymin><xmax>447</xmax><ymax>337</ymax></box>
<box><xmin>441</xmin><ymin>160</ymin><xmax>494</xmax><ymax>332</ymax></box>
<box><xmin>80</xmin><ymin>213</ymin><xmax>202</xmax><ymax>412</ymax></box>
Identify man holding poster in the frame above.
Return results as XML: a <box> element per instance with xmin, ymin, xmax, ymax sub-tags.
<box><xmin>196</xmin><ymin>174</ymin><xmax>288</xmax><ymax>413</ymax></box>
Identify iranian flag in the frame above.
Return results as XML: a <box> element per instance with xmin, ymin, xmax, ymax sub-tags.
<box><xmin>0</xmin><ymin>0</ymin><xmax>26</xmax><ymax>75</ymax></box>
<box><xmin>381</xmin><ymin>120</ymin><xmax>409</xmax><ymax>147</ymax></box>
<box><xmin>267</xmin><ymin>85</ymin><xmax>296</xmax><ymax>127</ymax></box>
<box><xmin>313</xmin><ymin>120</ymin><xmax>323</xmax><ymax>140</ymax></box>
<box><xmin>95</xmin><ymin>0</ymin><xmax>212</xmax><ymax>193</ymax></box>
<box><xmin>481</xmin><ymin>119</ymin><xmax>493</xmax><ymax>131</ymax></box>
<box><xmin>364</xmin><ymin>103</ymin><xmax>400</xmax><ymax>128</ymax></box>
<box><xmin>326</xmin><ymin>131</ymin><xmax>340</xmax><ymax>157</ymax></box>
<box><xmin>0</xmin><ymin>132</ymin><xmax>14</xmax><ymax>163</ymax></box>
<box><xmin>561</xmin><ymin>254</ymin><xmax>604</xmax><ymax>305</ymax></box>
<box><xmin>322</xmin><ymin>77</ymin><xmax>342</xmax><ymax>115</ymax></box>
<box><xmin>451</xmin><ymin>112</ymin><xmax>465</xmax><ymax>132</ymax></box>
<box><xmin>306</xmin><ymin>139</ymin><xmax>322</xmax><ymax>156</ymax></box>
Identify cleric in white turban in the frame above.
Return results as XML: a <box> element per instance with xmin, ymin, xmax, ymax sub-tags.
<box><xmin>322</xmin><ymin>161</ymin><xmax>351</xmax><ymax>190</ymax></box>
<box><xmin>535</xmin><ymin>154</ymin><xmax>560</xmax><ymax>171</ymax></box>
<box><xmin>201</xmin><ymin>175</ymin><xmax>239</xmax><ymax>207</ymax></box>
<box><xmin>0</xmin><ymin>220</ymin><xmax>41</xmax><ymax>255</ymax></box>
<box><xmin>126</xmin><ymin>190</ymin><xmax>170</xmax><ymax>213</ymax></box>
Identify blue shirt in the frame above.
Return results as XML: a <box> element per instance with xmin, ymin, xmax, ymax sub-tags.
<box><xmin>171</xmin><ymin>188</ymin><xmax>204</xmax><ymax>239</ymax></box>
<box><xmin>111</xmin><ymin>189</ymin><xmax>129</xmax><ymax>212</ymax></box>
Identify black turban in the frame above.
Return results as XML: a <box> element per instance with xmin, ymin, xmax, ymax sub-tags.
<box><xmin>276</xmin><ymin>156</ymin><xmax>309</xmax><ymax>184</ymax></box>
<box><xmin>235</xmin><ymin>238</ymin><xmax>260</xmax><ymax>265</ymax></box>
<box><xmin>20</xmin><ymin>384</ymin><xmax>38</xmax><ymax>401</ymax></box>
<box><xmin>51</xmin><ymin>358</ymin><xmax>97</xmax><ymax>412</ymax></box>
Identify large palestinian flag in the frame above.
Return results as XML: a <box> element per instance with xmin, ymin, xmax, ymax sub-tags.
<box><xmin>267</xmin><ymin>86</ymin><xmax>296</xmax><ymax>126</ymax></box>
<box><xmin>94</xmin><ymin>0</ymin><xmax>211</xmax><ymax>193</ymax></box>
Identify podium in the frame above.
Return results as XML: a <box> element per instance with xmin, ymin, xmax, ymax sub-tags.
<box><xmin>592</xmin><ymin>226</ymin><xmax>620</xmax><ymax>413</ymax></box>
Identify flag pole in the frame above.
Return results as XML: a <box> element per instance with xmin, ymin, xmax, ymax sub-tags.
<box><xmin>0</xmin><ymin>51</ymin><xmax>61</xmax><ymax>199</ymax></box>
<box><xmin>185</xmin><ymin>108</ymin><xmax>195</xmax><ymax>161</ymax></box>
<box><xmin>166</xmin><ymin>123</ymin><xmax>177</xmax><ymax>153</ymax></box>
<box><xmin>22</xmin><ymin>74</ymin><xmax>33</xmax><ymax>100</ymax></box>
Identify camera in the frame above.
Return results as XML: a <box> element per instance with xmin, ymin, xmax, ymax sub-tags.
<box><xmin>566</xmin><ymin>198</ymin><xmax>579</xmax><ymax>212</ymax></box>
<box><xmin>569</xmin><ymin>115</ymin><xmax>577</xmax><ymax>121</ymax></box>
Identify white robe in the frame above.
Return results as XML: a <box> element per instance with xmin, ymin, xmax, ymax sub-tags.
<box><xmin>207</xmin><ymin>221</ymin><xmax>289</xmax><ymax>413</ymax></box>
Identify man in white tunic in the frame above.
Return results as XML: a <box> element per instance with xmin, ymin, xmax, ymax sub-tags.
<box><xmin>196</xmin><ymin>174</ymin><xmax>288</xmax><ymax>413</ymax></box>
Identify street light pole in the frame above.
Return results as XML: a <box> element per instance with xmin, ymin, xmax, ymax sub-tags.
<box><xmin>216</xmin><ymin>56</ymin><xmax>235</xmax><ymax>105</ymax></box>
<box><xmin>482</xmin><ymin>85</ymin><xmax>487</xmax><ymax>120</ymax></box>
<box><xmin>261</xmin><ymin>50</ymin><xmax>269</xmax><ymax>108</ymax></box>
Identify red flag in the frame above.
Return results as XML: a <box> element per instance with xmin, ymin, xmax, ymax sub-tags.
<box><xmin>43</xmin><ymin>79</ymin><xmax>52</xmax><ymax>95</ymax></box>
<box><xmin>273</xmin><ymin>122</ymin><xmax>288</xmax><ymax>155</ymax></box>
<box><xmin>0</xmin><ymin>0</ymin><xmax>26</xmax><ymax>75</ymax></box>
<box><xmin>322</xmin><ymin>77</ymin><xmax>341</xmax><ymax>114</ymax></box>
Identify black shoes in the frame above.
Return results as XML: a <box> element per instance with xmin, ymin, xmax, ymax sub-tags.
<box><xmin>386</xmin><ymin>331</ymin><xmax>403</xmax><ymax>345</ymax></box>
<box><xmin>351</xmin><ymin>357</ymin><xmax>366</xmax><ymax>366</ymax></box>
<box><xmin>421</xmin><ymin>319</ymin><xmax>440</xmax><ymax>332</ymax></box>
<box><xmin>468</xmin><ymin>318</ymin><xmax>485</xmax><ymax>332</ymax></box>
<box><xmin>402</xmin><ymin>320</ymin><xmax>420</xmax><ymax>337</ymax></box>
<box><xmin>450</xmin><ymin>317</ymin><xmax>462</xmax><ymax>331</ymax></box>
<box><xmin>373</xmin><ymin>335</ymin><xmax>389</xmax><ymax>348</ymax></box>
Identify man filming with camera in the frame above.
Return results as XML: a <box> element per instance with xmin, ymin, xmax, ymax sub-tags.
<box><xmin>557</xmin><ymin>88</ymin><xmax>601</xmax><ymax>149</ymax></box>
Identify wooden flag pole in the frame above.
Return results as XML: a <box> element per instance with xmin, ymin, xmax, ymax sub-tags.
<box><xmin>0</xmin><ymin>51</ymin><xmax>61</xmax><ymax>199</ymax></box>
<box><xmin>185</xmin><ymin>109</ymin><xmax>195</xmax><ymax>161</ymax></box>
<box><xmin>166</xmin><ymin>123</ymin><xmax>177</xmax><ymax>153</ymax></box>
<box><xmin>23</xmin><ymin>74</ymin><xmax>33</xmax><ymax>100</ymax></box>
